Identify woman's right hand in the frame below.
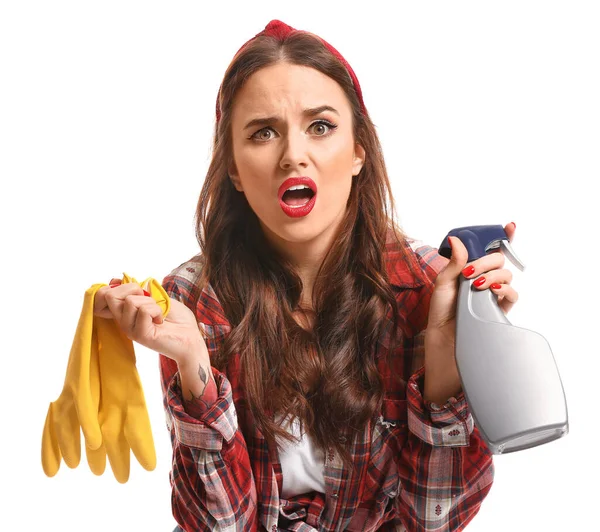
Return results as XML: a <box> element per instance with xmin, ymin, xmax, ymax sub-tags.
<box><xmin>93</xmin><ymin>279</ymin><xmax>209</xmax><ymax>368</ymax></box>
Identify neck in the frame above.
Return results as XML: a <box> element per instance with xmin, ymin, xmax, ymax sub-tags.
<box><xmin>260</xmin><ymin>221</ymin><xmax>341</xmax><ymax>308</ymax></box>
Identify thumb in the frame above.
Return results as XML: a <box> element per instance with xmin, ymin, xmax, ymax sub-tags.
<box><xmin>436</xmin><ymin>236</ymin><xmax>470</xmax><ymax>287</ymax></box>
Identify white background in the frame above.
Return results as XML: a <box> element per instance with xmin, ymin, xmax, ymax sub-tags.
<box><xmin>1</xmin><ymin>1</ymin><xmax>597</xmax><ymax>530</ymax></box>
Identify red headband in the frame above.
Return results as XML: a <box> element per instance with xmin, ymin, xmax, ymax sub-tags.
<box><xmin>215</xmin><ymin>19</ymin><xmax>367</xmax><ymax>123</ymax></box>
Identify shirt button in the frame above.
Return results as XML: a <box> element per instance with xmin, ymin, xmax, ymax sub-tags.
<box><xmin>332</xmin><ymin>492</ymin><xmax>339</xmax><ymax>499</ymax></box>
<box><xmin>272</xmin><ymin>526</ymin><xmax>277</xmax><ymax>531</ymax></box>
<box><xmin>339</xmin><ymin>436</ymin><xmax>347</xmax><ymax>443</ymax></box>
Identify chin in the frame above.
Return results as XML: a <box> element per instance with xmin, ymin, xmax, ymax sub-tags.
<box><xmin>258</xmin><ymin>217</ymin><xmax>319</xmax><ymax>244</ymax></box>
<box><xmin>257</xmin><ymin>201</ymin><xmax>345</xmax><ymax>244</ymax></box>
<box><xmin>275</xmin><ymin>224</ymin><xmax>323</xmax><ymax>243</ymax></box>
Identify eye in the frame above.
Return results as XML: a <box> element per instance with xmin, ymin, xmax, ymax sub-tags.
<box><xmin>251</xmin><ymin>127</ymin><xmax>276</xmax><ymax>141</ymax></box>
<box><xmin>249</xmin><ymin>120</ymin><xmax>338</xmax><ymax>142</ymax></box>
<box><xmin>310</xmin><ymin>120</ymin><xmax>338</xmax><ymax>136</ymax></box>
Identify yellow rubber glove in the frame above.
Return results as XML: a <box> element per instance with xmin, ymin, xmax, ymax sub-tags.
<box><xmin>93</xmin><ymin>274</ymin><xmax>170</xmax><ymax>483</ymax></box>
<box><xmin>42</xmin><ymin>274</ymin><xmax>170</xmax><ymax>483</ymax></box>
<box><xmin>41</xmin><ymin>284</ymin><xmax>105</xmax><ymax>477</ymax></box>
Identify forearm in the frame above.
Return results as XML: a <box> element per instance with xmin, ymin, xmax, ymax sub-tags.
<box><xmin>423</xmin><ymin>332</ymin><xmax>462</xmax><ymax>405</ymax></box>
<box><xmin>177</xmin><ymin>344</ymin><xmax>218</xmax><ymax>414</ymax></box>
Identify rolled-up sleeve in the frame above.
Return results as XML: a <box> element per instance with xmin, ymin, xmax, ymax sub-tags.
<box><xmin>406</xmin><ymin>365</ymin><xmax>474</xmax><ymax>447</ymax></box>
<box><xmin>165</xmin><ymin>368</ymin><xmax>238</xmax><ymax>451</ymax></box>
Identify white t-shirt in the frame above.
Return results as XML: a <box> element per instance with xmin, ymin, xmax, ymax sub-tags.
<box><xmin>274</xmin><ymin>413</ymin><xmax>326</xmax><ymax>498</ymax></box>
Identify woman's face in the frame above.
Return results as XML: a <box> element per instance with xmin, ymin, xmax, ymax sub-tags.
<box><xmin>229</xmin><ymin>62</ymin><xmax>365</xmax><ymax>255</ymax></box>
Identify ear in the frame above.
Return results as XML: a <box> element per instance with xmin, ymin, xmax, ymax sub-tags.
<box><xmin>352</xmin><ymin>142</ymin><xmax>366</xmax><ymax>176</ymax></box>
<box><xmin>228</xmin><ymin>161</ymin><xmax>243</xmax><ymax>192</ymax></box>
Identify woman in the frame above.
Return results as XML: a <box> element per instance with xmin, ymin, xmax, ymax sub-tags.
<box><xmin>100</xmin><ymin>20</ymin><xmax>518</xmax><ymax>531</ymax></box>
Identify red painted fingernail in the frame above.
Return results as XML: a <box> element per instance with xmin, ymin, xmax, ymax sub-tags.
<box><xmin>462</xmin><ymin>265</ymin><xmax>475</xmax><ymax>277</ymax></box>
<box><xmin>143</xmin><ymin>289</ymin><xmax>151</xmax><ymax>297</ymax></box>
<box><xmin>491</xmin><ymin>283</ymin><xmax>502</xmax><ymax>290</ymax></box>
<box><xmin>474</xmin><ymin>277</ymin><xmax>486</xmax><ymax>287</ymax></box>
<box><xmin>510</xmin><ymin>222</ymin><xmax>516</xmax><ymax>229</ymax></box>
<box><xmin>110</xmin><ymin>283</ymin><xmax>120</xmax><ymax>288</ymax></box>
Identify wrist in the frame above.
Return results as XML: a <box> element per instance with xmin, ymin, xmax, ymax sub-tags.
<box><xmin>423</xmin><ymin>331</ymin><xmax>462</xmax><ymax>404</ymax></box>
<box><xmin>423</xmin><ymin>374</ymin><xmax>462</xmax><ymax>405</ymax></box>
<box><xmin>176</xmin><ymin>335</ymin><xmax>209</xmax><ymax>372</ymax></box>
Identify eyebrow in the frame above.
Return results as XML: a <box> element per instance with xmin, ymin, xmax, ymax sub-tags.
<box><xmin>243</xmin><ymin>105</ymin><xmax>340</xmax><ymax>130</ymax></box>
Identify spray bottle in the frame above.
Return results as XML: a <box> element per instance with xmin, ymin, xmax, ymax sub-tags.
<box><xmin>438</xmin><ymin>224</ymin><xmax>568</xmax><ymax>454</ymax></box>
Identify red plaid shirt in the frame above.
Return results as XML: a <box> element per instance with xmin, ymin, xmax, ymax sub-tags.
<box><xmin>159</xmin><ymin>236</ymin><xmax>494</xmax><ymax>531</ymax></box>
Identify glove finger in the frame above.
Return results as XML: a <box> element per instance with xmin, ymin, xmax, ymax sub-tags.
<box><xmin>101</xmin><ymin>412</ymin><xmax>131</xmax><ymax>484</ymax></box>
<box><xmin>85</xmin><ymin>441</ymin><xmax>107</xmax><ymax>476</ymax></box>
<box><xmin>145</xmin><ymin>277</ymin><xmax>170</xmax><ymax>317</ymax></box>
<box><xmin>124</xmin><ymin>407</ymin><xmax>156</xmax><ymax>472</ymax></box>
<box><xmin>73</xmin><ymin>286</ymin><xmax>104</xmax><ymax>449</ymax></box>
<box><xmin>85</xmin><ymin>326</ymin><xmax>103</xmax><ymax>452</ymax></box>
<box><xmin>41</xmin><ymin>404</ymin><xmax>61</xmax><ymax>477</ymax></box>
<box><xmin>55</xmin><ymin>400</ymin><xmax>81</xmax><ymax>469</ymax></box>
<box><xmin>122</xmin><ymin>273</ymin><xmax>136</xmax><ymax>285</ymax></box>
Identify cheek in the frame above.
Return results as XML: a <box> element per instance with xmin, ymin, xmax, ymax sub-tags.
<box><xmin>234</xmin><ymin>150</ymin><xmax>268</xmax><ymax>188</ymax></box>
<box><xmin>322</xmin><ymin>132</ymin><xmax>355</xmax><ymax>166</ymax></box>
<box><xmin>319</xmin><ymin>161</ymin><xmax>354</xmax><ymax>205</ymax></box>
<box><xmin>320</xmin><ymin>141</ymin><xmax>356</xmax><ymax>184</ymax></box>
<box><xmin>243</xmin><ymin>140</ymin><xmax>279</xmax><ymax>166</ymax></box>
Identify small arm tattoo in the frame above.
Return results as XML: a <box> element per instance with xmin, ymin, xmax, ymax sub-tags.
<box><xmin>183</xmin><ymin>363</ymin><xmax>218</xmax><ymax>418</ymax></box>
<box><xmin>198</xmin><ymin>364</ymin><xmax>208</xmax><ymax>385</ymax></box>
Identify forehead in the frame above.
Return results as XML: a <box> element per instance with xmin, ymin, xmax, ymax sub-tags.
<box><xmin>232</xmin><ymin>62</ymin><xmax>351</xmax><ymax>117</ymax></box>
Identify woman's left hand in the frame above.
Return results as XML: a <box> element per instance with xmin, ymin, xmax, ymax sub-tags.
<box><xmin>423</xmin><ymin>222</ymin><xmax>519</xmax><ymax>404</ymax></box>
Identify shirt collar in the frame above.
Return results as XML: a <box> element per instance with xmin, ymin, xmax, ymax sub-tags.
<box><xmin>384</xmin><ymin>236</ymin><xmax>428</xmax><ymax>289</ymax></box>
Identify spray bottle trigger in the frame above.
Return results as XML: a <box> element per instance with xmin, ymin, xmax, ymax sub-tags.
<box><xmin>499</xmin><ymin>239</ymin><xmax>526</xmax><ymax>272</ymax></box>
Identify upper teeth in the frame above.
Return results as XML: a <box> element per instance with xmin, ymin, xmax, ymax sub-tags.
<box><xmin>287</xmin><ymin>185</ymin><xmax>311</xmax><ymax>192</ymax></box>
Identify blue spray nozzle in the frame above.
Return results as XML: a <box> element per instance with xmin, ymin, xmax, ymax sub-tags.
<box><xmin>439</xmin><ymin>224</ymin><xmax>525</xmax><ymax>271</ymax></box>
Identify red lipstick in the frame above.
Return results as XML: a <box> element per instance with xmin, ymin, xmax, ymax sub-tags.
<box><xmin>278</xmin><ymin>176</ymin><xmax>317</xmax><ymax>218</ymax></box>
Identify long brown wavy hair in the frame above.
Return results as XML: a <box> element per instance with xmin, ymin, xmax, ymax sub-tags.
<box><xmin>193</xmin><ymin>29</ymin><xmax>419</xmax><ymax>466</ymax></box>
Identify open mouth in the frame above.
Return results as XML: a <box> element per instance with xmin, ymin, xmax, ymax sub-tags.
<box><xmin>281</xmin><ymin>186</ymin><xmax>316</xmax><ymax>207</ymax></box>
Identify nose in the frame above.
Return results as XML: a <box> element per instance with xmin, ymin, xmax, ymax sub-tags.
<box><xmin>279</xmin><ymin>132</ymin><xmax>309</xmax><ymax>172</ymax></box>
